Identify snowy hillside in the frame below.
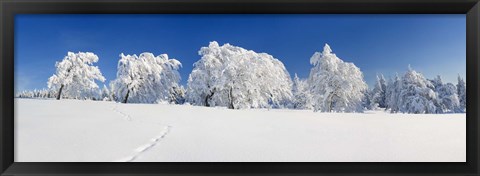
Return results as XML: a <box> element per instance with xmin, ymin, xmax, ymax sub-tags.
<box><xmin>15</xmin><ymin>98</ymin><xmax>465</xmax><ymax>162</ymax></box>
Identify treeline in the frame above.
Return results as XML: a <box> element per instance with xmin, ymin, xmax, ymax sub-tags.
<box><xmin>16</xmin><ymin>41</ymin><xmax>466</xmax><ymax>114</ymax></box>
<box><xmin>360</xmin><ymin>72</ymin><xmax>466</xmax><ymax>114</ymax></box>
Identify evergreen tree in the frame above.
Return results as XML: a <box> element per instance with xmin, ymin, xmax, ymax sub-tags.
<box><xmin>457</xmin><ymin>75</ymin><xmax>466</xmax><ymax>112</ymax></box>
<box><xmin>370</xmin><ymin>74</ymin><xmax>387</xmax><ymax>109</ymax></box>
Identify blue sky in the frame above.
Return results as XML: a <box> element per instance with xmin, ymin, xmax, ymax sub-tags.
<box><xmin>15</xmin><ymin>14</ymin><xmax>465</xmax><ymax>92</ymax></box>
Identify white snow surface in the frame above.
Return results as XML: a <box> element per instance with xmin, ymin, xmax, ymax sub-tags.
<box><xmin>15</xmin><ymin>98</ymin><xmax>465</xmax><ymax>162</ymax></box>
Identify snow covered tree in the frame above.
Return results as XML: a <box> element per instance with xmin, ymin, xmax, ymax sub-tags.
<box><xmin>370</xmin><ymin>74</ymin><xmax>387</xmax><ymax>109</ymax></box>
<box><xmin>307</xmin><ymin>44</ymin><xmax>367</xmax><ymax>112</ymax></box>
<box><xmin>385</xmin><ymin>74</ymin><xmax>403</xmax><ymax>113</ymax></box>
<box><xmin>16</xmin><ymin>88</ymin><xmax>57</xmax><ymax>99</ymax></box>
<box><xmin>169</xmin><ymin>86</ymin><xmax>186</xmax><ymax>104</ymax></box>
<box><xmin>361</xmin><ymin>89</ymin><xmax>373</xmax><ymax>110</ymax></box>
<box><xmin>186</xmin><ymin>41</ymin><xmax>292</xmax><ymax>109</ymax></box>
<box><xmin>101</xmin><ymin>85</ymin><xmax>111</xmax><ymax>101</ymax></box>
<box><xmin>426</xmin><ymin>75</ymin><xmax>444</xmax><ymax>113</ymax></box>
<box><xmin>457</xmin><ymin>75</ymin><xmax>466</xmax><ymax>112</ymax></box>
<box><xmin>110</xmin><ymin>52</ymin><xmax>182</xmax><ymax>104</ymax></box>
<box><xmin>16</xmin><ymin>90</ymin><xmax>33</xmax><ymax>98</ymax></box>
<box><xmin>47</xmin><ymin>52</ymin><xmax>105</xmax><ymax>100</ymax></box>
<box><xmin>16</xmin><ymin>90</ymin><xmax>32</xmax><ymax>98</ymax></box>
<box><xmin>292</xmin><ymin>74</ymin><xmax>313</xmax><ymax>109</ymax></box>
<box><xmin>436</xmin><ymin>82</ymin><xmax>460</xmax><ymax>113</ymax></box>
<box><xmin>397</xmin><ymin>66</ymin><xmax>437</xmax><ymax>114</ymax></box>
<box><xmin>429</xmin><ymin>75</ymin><xmax>443</xmax><ymax>90</ymax></box>
<box><xmin>427</xmin><ymin>75</ymin><xmax>459</xmax><ymax>113</ymax></box>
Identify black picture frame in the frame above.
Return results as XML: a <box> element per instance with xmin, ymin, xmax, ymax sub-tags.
<box><xmin>1</xmin><ymin>0</ymin><xmax>479</xmax><ymax>175</ymax></box>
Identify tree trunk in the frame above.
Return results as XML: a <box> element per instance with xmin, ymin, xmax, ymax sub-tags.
<box><xmin>56</xmin><ymin>84</ymin><xmax>64</xmax><ymax>100</ymax></box>
<box><xmin>205</xmin><ymin>95</ymin><xmax>210</xmax><ymax>107</ymax></box>
<box><xmin>327</xmin><ymin>93</ymin><xmax>334</xmax><ymax>112</ymax></box>
<box><xmin>205</xmin><ymin>93</ymin><xmax>211</xmax><ymax>107</ymax></box>
<box><xmin>123</xmin><ymin>89</ymin><xmax>130</xmax><ymax>103</ymax></box>
<box><xmin>228</xmin><ymin>87</ymin><xmax>234</xmax><ymax>109</ymax></box>
<box><xmin>205</xmin><ymin>90</ymin><xmax>215</xmax><ymax>107</ymax></box>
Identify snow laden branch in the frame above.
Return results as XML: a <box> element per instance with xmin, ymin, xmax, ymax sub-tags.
<box><xmin>47</xmin><ymin>52</ymin><xmax>105</xmax><ymax>100</ymax></box>
<box><xmin>110</xmin><ymin>53</ymin><xmax>182</xmax><ymax>104</ymax></box>
<box><xmin>308</xmin><ymin>44</ymin><xmax>368</xmax><ymax>112</ymax></box>
<box><xmin>186</xmin><ymin>41</ymin><xmax>293</xmax><ymax>109</ymax></box>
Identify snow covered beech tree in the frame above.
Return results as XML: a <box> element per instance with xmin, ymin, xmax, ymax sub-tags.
<box><xmin>457</xmin><ymin>75</ymin><xmax>466</xmax><ymax>112</ymax></box>
<box><xmin>110</xmin><ymin>53</ymin><xmax>182</xmax><ymax>104</ymax></box>
<box><xmin>186</xmin><ymin>41</ymin><xmax>292</xmax><ymax>109</ymax></box>
<box><xmin>47</xmin><ymin>52</ymin><xmax>105</xmax><ymax>100</ymax></box>
<box><xmin>292</xmin><ymin>74</ymin><xmax>313</xmax><ymax>109</ymax></box>
<box><xmin>307</xmin><ymin>44</ymin><xmax>367</xmax><ymax>112</ymax></box>
<box><xmin>397</xmin><ymin>66</ymin><xmax>437</xmax><ymax>114</ymax></box>
<box><xmin>370</xmin><ymin>74</ymin><xmax>387</xmax><ymax>109</ymax></box>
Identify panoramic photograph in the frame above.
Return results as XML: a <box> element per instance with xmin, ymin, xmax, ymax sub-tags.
<box><xmin>14</xmin><ymin>14</ymin><xmax>466</xmax><ymax>162</ymax></box>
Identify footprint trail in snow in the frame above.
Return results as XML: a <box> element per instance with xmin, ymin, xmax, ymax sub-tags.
<box><xmin>111</xmin><ymin>104</ymin><xmax>173</xmax><ymax>162</ymax></box>
<box><xmin>112</xmin><ymin>104</ymin><xmax>132</xmax><ymax>121</ymax></box>
<box><xmin>118</xmin><ymin>125</ymin><xmax>172</xmax><ymax>162</ymax></box>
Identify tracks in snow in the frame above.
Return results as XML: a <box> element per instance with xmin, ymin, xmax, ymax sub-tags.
<box><xmin>111</xmin><ymin>104</ymin><xmax>173</xmax><ymax>162</ymax></box>
<box><xmin>112</xmin><ymin>104</ymin><xmax>164</xmax><ymax>125</ymax></box>
<box><xmin>123</xmin><ymin>125</ymin><xmax>172</xmax><ymax>162</ymax></box>
<box><xmin>112</xmin><ymin>105</ymin><xmax>132</xmax><ymax>121</ymax></box>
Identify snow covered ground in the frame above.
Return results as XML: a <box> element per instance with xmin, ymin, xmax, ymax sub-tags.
<box><xmin>15</xmin><ymin>98</ymin><xmax>465</xmax><ymax>162</ymax></box>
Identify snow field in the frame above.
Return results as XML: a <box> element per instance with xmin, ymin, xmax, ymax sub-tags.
<box><xmin>15</xmin><ymin>98</ymin><xmax>465</xmax><ymax>162</ymax></box>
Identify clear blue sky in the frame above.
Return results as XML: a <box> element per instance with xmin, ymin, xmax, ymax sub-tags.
<box><xmin>15</xmin><ymin>14</ymin><xmax>466</xmax><ymax>92</ymax></box>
